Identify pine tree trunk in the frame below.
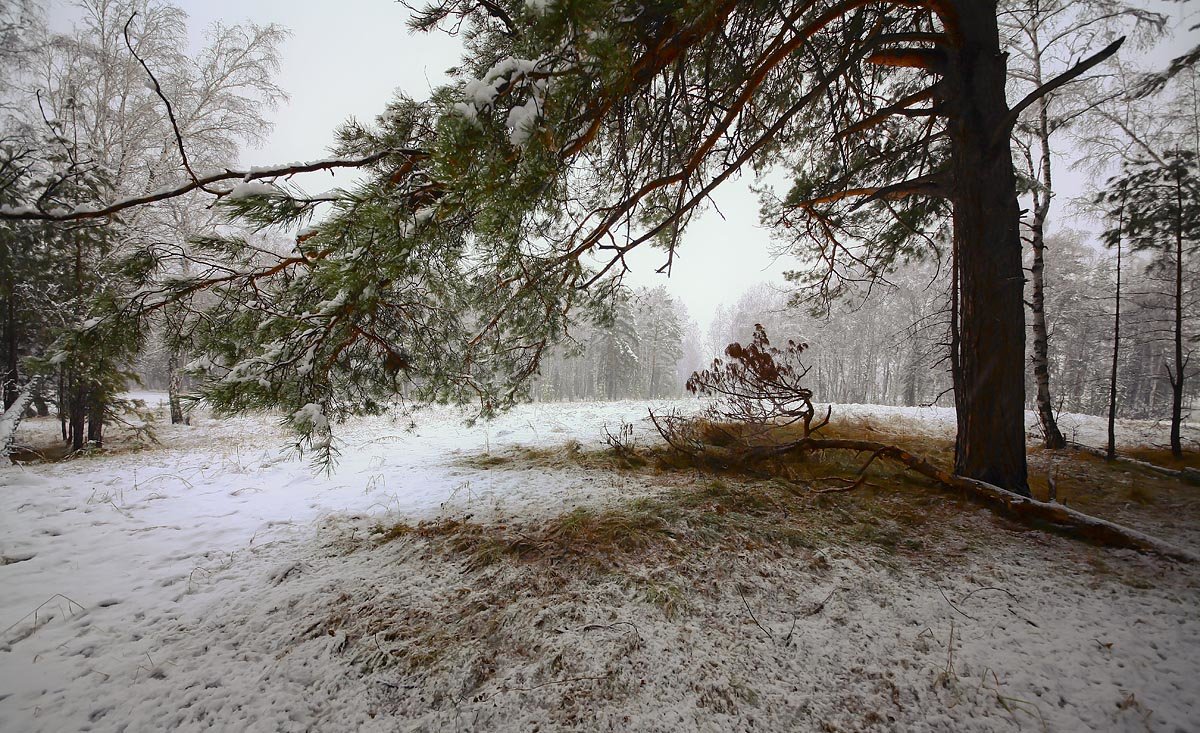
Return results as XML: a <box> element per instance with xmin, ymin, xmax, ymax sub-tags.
<box><xmin>87</xmin><ymin>392</ymin><xmax>103</xmax><ymax>447</ymax></box>
<box><xmin>946</xmin><ymin>3</ymin><xmax>1030</xmax><ymax>495</ymax></box>
<box><xmin>68</xmin><ymin>376</ymin><xmax>86</xmax><ymax>452</ymax></box>
<box><xmin>69</xmin><ymin>239</ymin><xmax>85</xmax><ymax>450</ymax></box>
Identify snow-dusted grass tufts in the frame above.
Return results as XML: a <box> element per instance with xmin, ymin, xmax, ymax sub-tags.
<box><xmin>372</xmin><ymin>466</ymin><xmax>968</xmax><ymax>577</ymax></box>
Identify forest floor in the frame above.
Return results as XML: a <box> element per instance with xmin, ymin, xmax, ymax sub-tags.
<box><xmin>0</xmin><ymin>396</ymin><xmax>1198</xmax><ymax>732</ymax></box>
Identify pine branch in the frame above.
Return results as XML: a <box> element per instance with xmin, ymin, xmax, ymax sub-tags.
<box><xmin>0</xmin><ymin>151</ymin><xmax>414</xmax><ymax>221</ymax></box>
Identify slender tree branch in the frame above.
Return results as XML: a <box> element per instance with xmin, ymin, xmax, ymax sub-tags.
<box><xmin>996</xmin><ymin>37</ymin><xmax>1125</xmax><ymax>146</ymax></box>
<box><xmin>477</xmin><ymin>0</ymin><xmax>515</xmax><ymax>34</ymax></box>
<box><xmin>833</xmin><ymin>86</ymin><xmax>937</xmax><ymax>140</ymax></box>
<box><xmin>0</xmin><ymin>151</ymin><xmax>413</xmax><ymax>221</ymax></box>
<box><xmin>123</xmin><ymin>13</ymin><xmax>215</xmax><ymax>195</ymax></box>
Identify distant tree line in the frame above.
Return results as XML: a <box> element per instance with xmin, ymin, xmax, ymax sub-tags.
<box><xmin>703</xmin><ymin>226</ymin><xmax>1197</xmax><ymax>433</ymax></box>
<box><xmin>706</xmin><ymin>261</ymin><xmax>953</xmax><ymax>409</ymax></box>
<box><xmin>530</xmin><ymin>286</ymin><xmax>695</xmax><ymax>401</ymax></box>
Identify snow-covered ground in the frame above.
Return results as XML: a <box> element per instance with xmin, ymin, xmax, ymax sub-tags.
<box><xmin>0</xmin><ymin>397</ymin><xmax>1197</xmax><ymax>731</ymax></box>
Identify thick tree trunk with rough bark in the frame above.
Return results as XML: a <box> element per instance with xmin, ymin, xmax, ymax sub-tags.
<box><xmin>945</xmin><ymin>3</ymin><xmax>1030</xmax><ymax>495</ymax></box>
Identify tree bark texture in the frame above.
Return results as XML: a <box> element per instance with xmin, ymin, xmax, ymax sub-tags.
<box><xmin>945</xmin><ymin>3</ymin><xmax>1030</xmax><ymax>494</ymax></box>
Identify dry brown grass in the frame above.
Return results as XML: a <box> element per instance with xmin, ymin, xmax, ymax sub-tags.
<box><xmin>446</xmin><ymin>415</ymin><xmax>1200</xmax><ymax>563</ymax></box>
<box><xmin>1123</xmin><ymin>446</ymin><xmax>1200</xmax><ymax>471</ymax></box>
<box><xmin>316</xmin><ymin>417</ymin><xmax>1200</xmax><ymax>688</ymax></box>
<box><xmin>1025</xmin><ymin>447</ymin><xmax>1200</xmax><ymax>546</ymax></box>
<box><xmin>389</xmin><ymin>420</ymin><xmax>982</xmax><ymax>572</ymax></box>
<box><xmin>459</xmin><ymin>440</ymin><xmax>649</xmax><ymax>473</ymax></box>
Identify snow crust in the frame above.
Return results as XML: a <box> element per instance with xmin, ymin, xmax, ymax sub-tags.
<box><xmin>0</xmin><ymin>397</ymin><xmax>1196</xmax><ymax>731</ymax></box>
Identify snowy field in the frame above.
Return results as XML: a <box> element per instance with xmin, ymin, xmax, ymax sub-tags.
<box><xmin>1</xmin><ymin>396</ymin><xmax>1197</xmax><ymax>732</ymax></box>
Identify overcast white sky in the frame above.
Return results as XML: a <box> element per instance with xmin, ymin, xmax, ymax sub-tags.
<box><xmin>48</xmin><ymin>1</ymin><xmax>1200</xmax><ymax>331</ymax></box>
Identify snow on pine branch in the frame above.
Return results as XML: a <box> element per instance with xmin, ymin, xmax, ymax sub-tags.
<box><xmin>457</xmin><ymin>56</ymin><xmax>553</xmax><ymax>147</ymax></box>
<box><xmin>0</xmin><ymin>151</ymin><xmax>416</xmax><ymax>222</ymax></box>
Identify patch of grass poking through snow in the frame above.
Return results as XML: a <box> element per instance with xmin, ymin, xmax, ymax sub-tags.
<box><xmin>1124</xmin><ymin>446</ymin><xmax>1200</xmax><ymax>471</ymax></box>
<box><xmin>373</xmin><ymin>465</ymin><xmax>964</xmax><ymax>578</ymax></box>
<box><xmin>459</xmin><ymin>440</ymin><xmax>648</xmax><ymax>472</ymax></box>
<box><xmin>637</xmin><ymin>580</ymin><xmax>688</xmax><ymax>619</ymax></box>
<box><xmin>461</xmin><ymin>415</ymin><xmax>1200</xmax><ymax>563</ymax></box>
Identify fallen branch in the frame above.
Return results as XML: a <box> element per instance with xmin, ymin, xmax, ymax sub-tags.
<box><xmin>736</xmin><ymin>584</ymin><xmax>775</xmax><ymax>645</ymax></box>
<box><xmin>1068</xmin><ymin>440</ymin><xmax>1200</xmax><ymax>485</ymax></box>
<box><xmin>0</xmin><ymin>379</ymin><xmax>39</xmax><ymax>459</ymax></box>
<box><xmin>752</xmin><ymin>437</ymin><xmax>1198</xmax><ymax>563</ymax></box>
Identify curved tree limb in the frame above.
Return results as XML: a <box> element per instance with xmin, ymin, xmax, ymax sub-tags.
<box><xmin>995</xmin><ymin>37</ymin><xmax>1125</xmax><ymax>147</ymax></box>
<box><xmin>752</xmin><ymin>437</ymin><xmax>1198</xmax><ymax>563</ymax></box>
<box><xmin>123</xmin><ymin>13</ymin><xmax>216</xmax><ymax>195</ymax></box>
